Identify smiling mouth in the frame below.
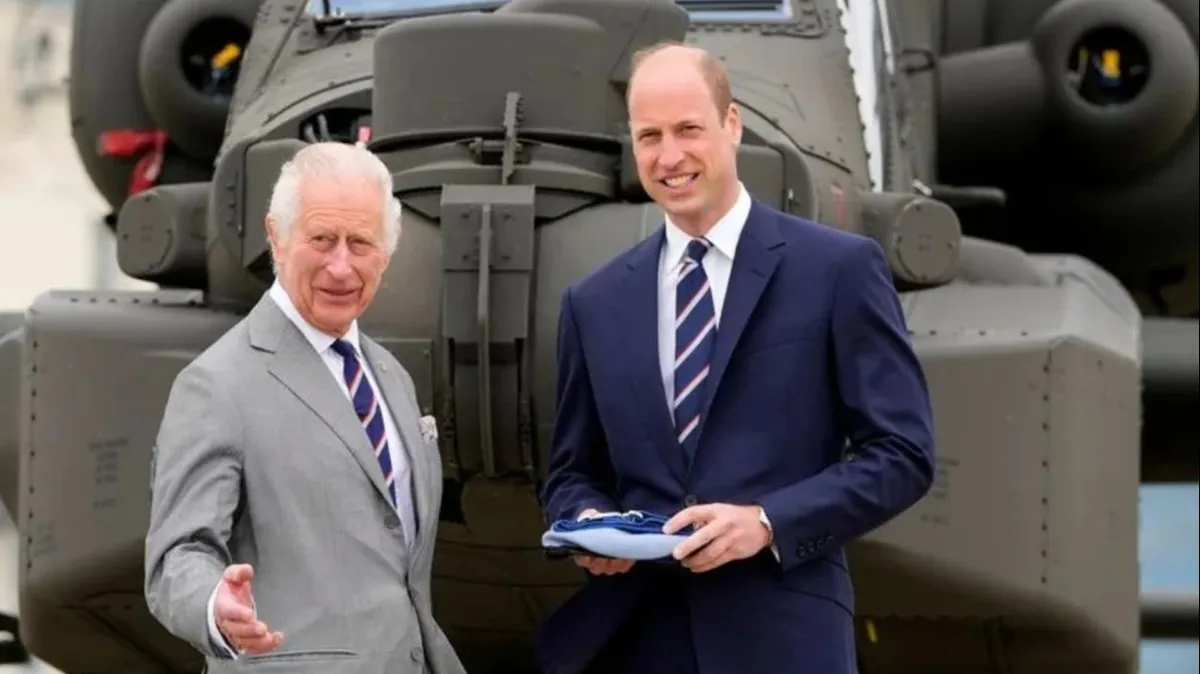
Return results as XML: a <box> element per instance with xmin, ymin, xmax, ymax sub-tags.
<box><xmin>318</xmin><ymin>288</ymin><xmax>357</xmax><ymax>298</ymax></box>
<box><xmin>661</xmin><ymin>174</ymin><xmax>698</xmax><ymax>189</ymax></box>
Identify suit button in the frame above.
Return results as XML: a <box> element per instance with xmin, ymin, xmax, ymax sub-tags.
<box><xmin>410</xmin><ymin>647</ymin><xmax>423</xmax><ymax>662</ymax></box>
<box><xmin>384</xmin><ymin>513</ymin><xmax>400</xmax><ymax>529</ymax></box>
<box><xmin>684</xmin><ymin>494</ymin><xmax>698</xmax><ymax>506</ymax></box>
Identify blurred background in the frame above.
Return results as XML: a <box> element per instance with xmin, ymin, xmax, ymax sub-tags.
<box><xmin>0</xmin><ymin>0</ymin><xmax>1194</xmax><ymax>672</ymax></box>
<box><xmin>1</xmin><ymin>1</ymin><xmax>153</xmax><ymax>671</ymax></box>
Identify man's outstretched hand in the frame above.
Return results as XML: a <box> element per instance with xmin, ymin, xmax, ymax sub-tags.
<box><xmin>571</xmin><ymin>508</ymin><xmax>636</xmax><ymax>576</ymax></box>
<box><xmin>215</xmin><ymin>564</ymin><xmax>282</xmax><ymax>655</ymax></box>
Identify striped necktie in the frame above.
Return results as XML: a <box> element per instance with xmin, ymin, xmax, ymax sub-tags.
<box><xmin>673</xmin><ymin>238</ymin><xmax>717</xmax><ymax>465</ymax></box>
<box><xmin>330</xmin><ymin>339</ymin><xmax>397</xmax><ymax>508</ymax></box>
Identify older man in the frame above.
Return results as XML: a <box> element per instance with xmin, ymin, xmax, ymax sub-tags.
<box><xmin>538</xmin><ymin>42</ymin><xmax>936</xmax><ymax>674</ymax></box>
<box><xmin>144</xmin><ymin>142</ymin><xmax>466</xmax><ymax>674</ymax></box>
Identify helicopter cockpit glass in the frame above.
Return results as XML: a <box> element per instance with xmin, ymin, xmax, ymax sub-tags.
<box><xmin>836</xmin><ymin>0</ymin><xmax>893</xmax><ymax>192</ymax></box>
<box><xmin>675</xmin><ymin>0</ymin><xmax>792</xmax><ymax>21</ymax></box>
<box><xmin>305</xmin><ymin>0</ymin><xmax>792</xmax><ymax>21</ymax></box>
<box><xmin>306</xmin><ymin>0</ymin><xmax>484</xmax><ymax>14</ymax></box>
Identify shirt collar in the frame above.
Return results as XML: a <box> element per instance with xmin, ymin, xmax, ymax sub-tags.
<box><xmin>268</xmin><ymin>280</ymin><xmax>362</xmax><ymax>357</ymax></box>
<box><xmin>662</xmin><ymin>182</ymin><xmax>751</xmax><ymax>272</ymax></box>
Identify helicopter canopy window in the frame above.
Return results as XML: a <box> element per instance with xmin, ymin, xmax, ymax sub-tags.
<box><xmin>836</xmin><ymin>0</ymin><xmax>892</xmax><ymax>191</ymax></box>
<box><xmin>306</xmin><ymin>0</ymin><xmax>791</xmax><ymax>20</ymax></box>
<box><xmin>676</xmin><ymin>0</ymin><xmax>792</xmax><ymax>20</ymax></box>
<box><xmin>307</xmin><ymin>0</ymin><xmax>483</xmax><ymax>13</ymax></box>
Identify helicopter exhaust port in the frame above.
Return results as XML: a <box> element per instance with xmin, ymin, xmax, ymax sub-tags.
<box><xmin>137</xmin><ymin>0</ymin><xmax>260</xmax><ymax>160</ymax></box>
<box><xmin>937</xmin><ymin>0</ymin><xmax>1198</xmax><ymax>177</ymax></box>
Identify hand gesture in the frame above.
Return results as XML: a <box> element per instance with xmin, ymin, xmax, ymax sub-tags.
<box><xmin>215</xmin><ymin>564</ymin><xmax>282</xmax><ymax>655</ymax></box>
<box><xmin>664</xmin><ymin>503</ymin><xmax>771</xmax><ymax>573</ymax></box>
<box><xmin>571</xmin><ymin>508</ymin><xmax>635</xmax><ymax>576</ymax></box>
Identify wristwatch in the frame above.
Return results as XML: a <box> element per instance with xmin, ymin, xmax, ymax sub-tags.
<box><xmin>757</xmin><ymin>506</ymin><xmax>774</xmax><ymax>544</ymax></box>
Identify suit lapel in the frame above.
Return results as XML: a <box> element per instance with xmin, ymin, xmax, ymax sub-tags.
<box><xmin>616</xmin><ymin>228</ymin><xmax>688</xmax><ymax>484</ymax></box>
<box><xmin>361</xmin><ymin>339</ymin><xmax>434</xmax><ymax>557</ymax></box>
<box><xmin>249</xmin><ymin>297</ymin><xmax>394</xmax><ymax>508</ymax></box>
<box><xmin>695</xmin><ymin>202</ymin><xmax>784</xmax><ymax>443</ymax></box>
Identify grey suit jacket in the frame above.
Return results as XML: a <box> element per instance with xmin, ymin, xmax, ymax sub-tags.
<box><xmin>144</xmin><ymin>294</ymin><xmax>466</xmax><ymax>674</ymax></box>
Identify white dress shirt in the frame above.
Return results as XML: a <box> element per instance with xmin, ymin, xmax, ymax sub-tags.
<box><xmin>656</xmin><ymin>182</ymin><xmax>751</xmax><ymax>403</ymax></box>
<box><xmin>654</xmin><ymin>183</ymin><xmax>778</xmax><ymax>558</ymax></box>
<box><xmin>206</xmin><ymin>282</ymin><xmax>416</xmax><ymax>656</ymax></box>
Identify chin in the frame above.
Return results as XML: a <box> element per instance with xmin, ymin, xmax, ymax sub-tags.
<box><xmin>317</xmin><ymin>300</ymin><xmax>357</xmax><ymax>318</ymax></box>
<box><xmin>315</xmin><ymin>297</ymin><xmax>356</xmax><ymax>316</ymax></box>
<box><xmin>662</xmin><ymin>196</ymin><xmax>707</xmax><ymax>220</ymax></box>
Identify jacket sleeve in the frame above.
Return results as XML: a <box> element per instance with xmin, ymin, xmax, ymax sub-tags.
<box><xmin>143</xmin><ymin>363</ymin><xmax>244</xmax><ymax>659</ymax></box>
<box><xmin>539</xmin><ymin>286</ymin><xmax>621</xmax><ymax>523</ymax></box>
<box><xmin>757</xmin><ymin>238</ymin><xmax>936</xmax><ymax>572</ymax></box>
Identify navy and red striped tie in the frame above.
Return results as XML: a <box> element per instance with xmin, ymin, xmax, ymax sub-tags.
<box><xmin>331</xmin><ymin>339</ymin><xmax>397</xmax><ymax>508</ymax></box>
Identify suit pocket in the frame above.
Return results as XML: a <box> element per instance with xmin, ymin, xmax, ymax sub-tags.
<box><xmin>738</xmin><ymin>326</ymin><xmax>822</xmax><ymax>355</ymax></box>
<box><xmin>241</xmin><ymin>648</ymin><xmax>358</xmax><ymax>665</ymax></box>
<box><xmin>778</xmin><ymin>555</ymin><xmax>855</xmax><ymax>617</ymax></box>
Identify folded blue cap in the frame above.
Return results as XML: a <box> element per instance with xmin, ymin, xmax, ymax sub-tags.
<box><xmin>541</xmin><ymin>510</ymin><xmax>693</xmax><ymax>561</ymax></box>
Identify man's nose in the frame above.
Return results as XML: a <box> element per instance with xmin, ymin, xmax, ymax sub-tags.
<box><xmin>325</xmin><ymin>244</ymin><xmax>353</xmax><ymax>278</ymax></box>
<box><xmin>656</xmin><ymin>137</ymin><xmax>685</xmax><ymax>169</ymax></box>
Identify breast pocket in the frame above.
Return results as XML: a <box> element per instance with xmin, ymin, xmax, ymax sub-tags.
<box><xmin>736</xmin><ymin>317</ymin><xmax>824</xmax><ymax>356</ymax></box>
<box><xmin>412</xmin><ymin>417</ymin><xmax>443</xmax><ymax>462</ymax></box>
<box><xmin>419</xmin><ymin>436</ymin><xmax>443</xmax><ymax>481</ymax></box>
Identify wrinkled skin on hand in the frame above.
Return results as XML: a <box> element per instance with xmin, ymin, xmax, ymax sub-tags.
<box><xmin>215</xmin><ymin>564</ymin><xmax>283</xmax><ymax>654</ymax></box>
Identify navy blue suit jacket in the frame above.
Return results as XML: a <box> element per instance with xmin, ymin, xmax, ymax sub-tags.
<box><xmin>538</xmin><ymin>200</ymin><xmax>936</xmax><ymax>674</ymax></box>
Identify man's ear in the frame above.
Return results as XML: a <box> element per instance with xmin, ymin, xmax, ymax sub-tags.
<box><xmin>265</xmin><ymin>214</ymin><xmax>280</xmax><ymax>259</ymax></box>
<box><xmin>726</xmin><ymin>103</ymin><xmax>743</xmax><ymax>148</ymax></box>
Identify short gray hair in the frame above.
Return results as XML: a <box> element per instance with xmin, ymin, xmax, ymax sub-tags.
<box><xmin>267</xmin><ymin>141</ymin><xmax>403</xmax><ymax>254</ymax></box>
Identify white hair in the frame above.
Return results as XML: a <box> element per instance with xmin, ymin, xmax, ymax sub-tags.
<box><xmin>266</xmin><ymin>141</ymin><xmax>403</xmax><ymax>259</ymax></box>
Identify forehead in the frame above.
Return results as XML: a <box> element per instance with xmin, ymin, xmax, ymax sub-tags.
<box><xmin>296</xmin><ymin>179</ymin><xmax>383</xmax><ymax>231</ymax></box>
<box><xmin>628</xmin><ymin>60</ymin><xmax>715</xmax><ymax>127</ymax></box>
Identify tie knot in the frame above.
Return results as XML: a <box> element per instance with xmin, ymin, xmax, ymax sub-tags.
<box><xmin>331</xmin><ymin>338</ymin><xmax>357</xmax><ymax>361</ymax></box>
<box><xmin>685</xmin><ymin>238</ymin><xmax>711</xmax><ymax>264</ymax></box>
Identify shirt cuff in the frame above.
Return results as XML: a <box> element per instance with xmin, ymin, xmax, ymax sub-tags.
<box><xmin>206</xmin><ymin>581</ymin><xmax>239</xmax><ymax>659</ymax></box>
<box><xmin>758</xmin><ymin>506</ymin><xmax>780</xmax><ymax>562</ymax></box>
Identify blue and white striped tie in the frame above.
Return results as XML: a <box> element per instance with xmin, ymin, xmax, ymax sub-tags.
<box><xmin>673</xmin><ymin>238</ymin><xmax>717</xmax><ymax>466</ymax></box>
<box><xmin>331</xmin><ymin>338</ymin><xmax>397</xmax><ymax>507</ymax></box>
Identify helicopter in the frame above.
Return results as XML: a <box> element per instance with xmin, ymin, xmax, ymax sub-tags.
<box><xmin>0</xmin><ymin>0</ymin><xmax>1196</xmax><ymax>672</ymax></box>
